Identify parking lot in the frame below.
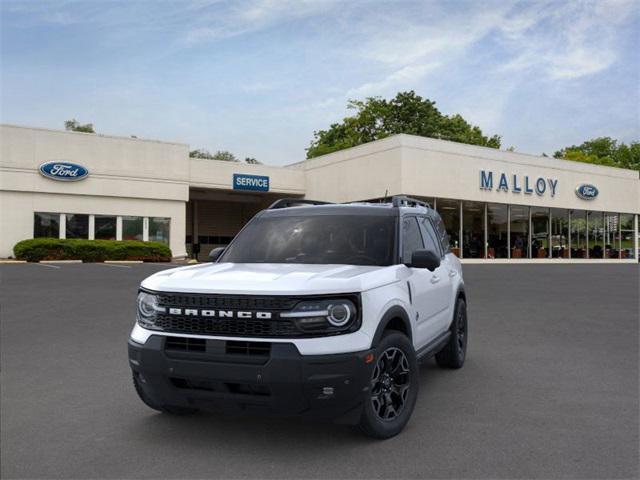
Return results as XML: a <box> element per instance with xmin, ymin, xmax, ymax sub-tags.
<box><xmin>1</xmin><ymin>263</ymin><xmax>638</xmax><ymax>479</ymax></box>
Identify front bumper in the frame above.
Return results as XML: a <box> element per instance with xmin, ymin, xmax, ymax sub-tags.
<box><xmin>128</xmin><ymin>335</ymin><xmax>374</xmax><ymax>423</ymax></box>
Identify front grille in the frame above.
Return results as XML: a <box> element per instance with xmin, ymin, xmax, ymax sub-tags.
<box><xmin>226</xmin><ymin>340</ymin><xmax>271</xmax><ymax>356</ymax></box>
<box><xmin>165</xmin><ymin>336</ymin><xmax>206</xmax><ymax>352</ymax></box>
<box><xmin>154</xmin><ymin>315</ymin><xmax>298</xmax><ymax>337</ymax></box>
<box><xmin>156</xmin><ymin>293</ymin><xmax>298</xmax><ymax>311</ymax></box>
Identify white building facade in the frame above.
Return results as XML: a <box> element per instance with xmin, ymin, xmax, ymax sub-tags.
<box><xmin>1</xmin><ymin>124</ymin><xmax>638</xmax><ymax>262</ymax></box>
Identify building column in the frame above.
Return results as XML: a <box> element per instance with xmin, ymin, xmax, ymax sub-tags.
<box><xmin>634</xmin><ymin>214</ymin><xmax>639</xmax><ymax>260</ymax></box>
<box><xmin>88</xmin><ymin>215</ymin><xmax>95</xmax><ymax>240</ymax></box>
<box><xmin>143</xmin><ymin>217</ymin><xmax>149</xmax><ymax>242</ymax></box>
<box><xmin>59</xmin><ymin>213</ymin><xmax>66</xmax><ymax>239</ymax></box>
<box><xmin>116</xmin><ymin>216</ymin><xmax>123</xmax><ymax>241</ymax></box>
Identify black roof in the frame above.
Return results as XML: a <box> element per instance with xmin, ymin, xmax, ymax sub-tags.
<box><xmin>260</xmin><ymin>203</ymin><xmax>399</xmax><ymax>217</ymax></box>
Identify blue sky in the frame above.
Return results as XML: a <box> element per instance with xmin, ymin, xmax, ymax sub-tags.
<box><xmin>2</xmin><ymin>0</ymin><xmax>639</xmax><ymax>165</ymax></box>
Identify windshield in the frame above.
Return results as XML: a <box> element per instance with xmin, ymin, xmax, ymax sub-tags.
<box><xmin>220</xmin><ymin>214</ymin><xmax>397</xmax><ymax>266</ymax></box>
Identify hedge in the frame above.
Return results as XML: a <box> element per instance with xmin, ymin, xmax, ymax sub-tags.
<box><xmin>13</xmin><ymin>238</ymin><xmax>172</xmax><ymax>262</ymax></box>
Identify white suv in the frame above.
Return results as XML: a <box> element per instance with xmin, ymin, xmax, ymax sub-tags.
<box><xmin>129</xmin><ymin>196</ymin><xmax>467</xmax><ymax>438</ymax></box>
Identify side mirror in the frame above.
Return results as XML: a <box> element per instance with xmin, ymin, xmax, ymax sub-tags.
<box><xmin>408</xmin><ymin>249</ymin><xmax>440</xmax><ymax>271</ymax></box>
<box><xmin>209</xmin><ymin>247</ymin><xmax>225</xmax><ymax>262</ymax></box>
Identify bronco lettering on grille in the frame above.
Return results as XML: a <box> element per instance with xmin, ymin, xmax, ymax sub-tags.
<box><xmin>166</xmin><ymin>308</ymin><xmax>272</xmax><ymax>320</ymax></box>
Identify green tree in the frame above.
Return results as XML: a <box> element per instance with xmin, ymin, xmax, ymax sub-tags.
<box><xmin>554</xmin><ymin>137</ymin><xmax>640</xmax><ymax>171</ymax></box>
<box><xmin>306</xmin><ymin>91</ymin><xmax>501</xmax><ymax>158</ymax></box>
<box><xmin>64</xmin><ymin>119</ymin><xmax>94</xmax><ymax>133</ymax></box>
<box><xmin>189</xmin><ymin>149</ymin><xmax>239</xmax><ymax>162</ymax></box>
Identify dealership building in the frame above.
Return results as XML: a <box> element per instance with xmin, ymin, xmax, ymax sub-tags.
<box><xmin>1</xmin><ymin>124</ymin><xmax>638</xmax><ymax>262</ymax></box>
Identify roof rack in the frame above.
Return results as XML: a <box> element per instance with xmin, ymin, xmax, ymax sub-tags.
<box><xmin>268</xmin><ymin>198</ymin><xmax>333</xmax><ymax>209</ymax></box>
<box><xmin>391</xmin><ymin>195</ymin><xmax>431</xmax><ymax>209</ymax></box>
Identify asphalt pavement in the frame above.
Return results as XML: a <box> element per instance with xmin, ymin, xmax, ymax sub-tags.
<box><xmin>1</xmin><ymin>263</ymin><xmax>638</xmax><ymax>479</ymax></box>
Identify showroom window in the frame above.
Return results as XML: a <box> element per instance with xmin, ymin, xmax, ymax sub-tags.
<box><xmin>65</xmin><ymin>214</ymin><xmax>89</xmax><ymax>239</ymax></box>
<box><xmin>620</xmin><ymin>214</ymin><xmax>636</xmax><ymax>259</ymax></box>
<box><xmin>462</xmin><ymin>201</ymin><xmax>484</xmax><ymax>259</ymax></box>
<box><xmin>122</xmin><ymin>216</ymin><xmax>143</xmax><ymax>241</ymax></box>
<box><xmin>94</xmin><ymin>215</ymin><xmax>117</xmax><ymax>240</ymax></box>
<box><xmin>588</xmin><ymin>211</ymin><xmax>604</xmax><ymax>258</ymax></box>
<box><xmin>149</xmin><ymin>217</ymin><xmax>170</xmax><ymax>244</ymax></box>
<box><xmin>551</xmin><ymin>209</ymin><xmax>570</xmax><ymax>258</ymax></box>
<box><xmin>603</xmin><ymin>213</ymin><xmax>619</xmax><ymax>259</ymax></box>
<box><xmin>34</xmin><ymin>212</ymin><xmax>60</xmax><ymax>238</ymax></box>
<box><xmin>571</xmin><ymin>210</ymin><xmax>587</xmax><ymax>258</ymax></box>
<box><xmin>487</xmin><ymin>203</ymin><xmax>508</xmax><ymax>259</ymax></box>
<box><xmin>437</xmin><ymin>199</ymin><xmax>460</xmax><ymax>255</ymax></box>
<box><xmin>510</xmin><ymin>205</ymin><xmax>529</xmax><ymax>259</ymax></box>
<box><xmin>531</xmin><ymin>207</ymin><xmax>550</xmax><ymax>259</ymax></box>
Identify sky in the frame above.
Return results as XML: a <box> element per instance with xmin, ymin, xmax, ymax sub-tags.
<box><xmin>1</xmin><ymin>0</ymin><xmax>639</xmax><ymax>165</ymax></box>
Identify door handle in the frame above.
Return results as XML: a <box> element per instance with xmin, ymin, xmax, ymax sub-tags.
<box><xmin>448</xmin><ymin>270</ymin><xmax>457</xmax><ymax>277</ymax></box>
<box><xmin>430</xmin><ymin>275</ymin><xmax>441</xmax><ymax>284</ymax></box>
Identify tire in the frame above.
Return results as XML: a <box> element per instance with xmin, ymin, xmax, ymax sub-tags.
<box><xmin>358</xmin><ymin>331</ymin><xmax>419</xmax><ymax>439</ymax></box>
<box><xmin>435</xmin><ymin>297</ymin><xmax>468</xmax><ymax>369</ymax></box>
<box><xmin>132</xmin><ymin>374</ymin><xmax>198</xmax><ymax>415</ymax></box>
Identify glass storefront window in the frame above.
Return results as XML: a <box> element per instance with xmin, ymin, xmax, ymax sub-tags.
<box><xmin>531</xmin><ymin>207</ymin><xmax>550</xmax><ymax>259</ymax></box>
<box><xmin>149</xmin><ymin>217</ymin><xmax>170</xmax><ymax>244</ymax></box>
<box><xmin>551</xmin><ymin>209</ymin><xmax>569</xmax><ymax>258</ymax></box>
<box><xmin>570</xmin><ymin>210</ymin><xmax>587</xmax><ymax>258</ymax></box>
<box><xmin>510</xmin><ymin>206</ymin><xmax>529</xmax><ymax>259</ymax></box>
<box><xmin>65</xmin><ymin>214</ymin><xmax>89</xmax><ymax>239</ymax></box>
<box><xmin>620</xmin><ymin>214</ymin><xmax>636</xmax><ymax>259</ymax></box>
<box><xmin>487</xmin><ymin>203</ymin><xmax>508</xmax><ymax>259</ymax></box>
<box><xmin>437</xmin><ymin>199</ymin><xmax>460</xmax><ymax>256</ymax></box>
<box><xmin>122</xmin><ymin>216</ymin><xmax>143</xmax><ymax>241</ymax></box>
<box><xmin>34</xmin><ymin>212</ymin><xmax>60</xmax><ymax>238</ymax></box>
<box><xmin>588</xmin><ymin>211</ymin><xmax>604</xmax><ymax>258</ymax></box>
<box><xmin>95</xmin><ymin>215</ymin><xmax>117</xmax><ymax>240</ymax></box>
<box><xmin>462</xmin><ymin>201</ymin><xmax>484</xmax><ymax>259</ymax></box>
<box><xmin>603</xmin><ymin>213</ymin><xmax>619</xmax><ymax>259</ymax></box>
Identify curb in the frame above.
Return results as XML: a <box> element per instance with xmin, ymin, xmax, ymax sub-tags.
<box><xmin>40</xmin><ymin>260</ymin><xmax>83</xmax><ymax>264</ymax></box>
<box><xmin>0</xmin><ymin>259</ymin><xmax>27</xmax><ymax>264</ymax></box>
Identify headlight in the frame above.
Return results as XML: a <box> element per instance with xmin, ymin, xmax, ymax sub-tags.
<box><xmin>281</xmin><ymin>298</ymin><xmax>358</xmax><ymax>333</ymax></box>
<box><xmin>136</xmin><ymin>291</ymin><xmax>165</xmax><ymax>329</ymax></box>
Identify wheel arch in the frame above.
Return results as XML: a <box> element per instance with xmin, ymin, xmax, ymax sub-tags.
<box><xmin>371</xmin><ymin>305</ymin><xmax>413</xmax><ymax>347</ymax></box>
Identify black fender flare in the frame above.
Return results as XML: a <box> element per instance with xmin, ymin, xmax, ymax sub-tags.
<box><xmin>371</xmin><ymin>305</ymin><xmax>413</xmax><ymax>347</ymax></box>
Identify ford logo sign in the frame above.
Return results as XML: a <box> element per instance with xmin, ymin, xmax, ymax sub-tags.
<box><xmin>575</xmin><ymin>184</ymin><xmax>598</xmax><ymax>200</ymax></box>
<box><xmin>39</xmin><ymin>161</ymin><xmax>89</xmax><ymax>182</ymax></box>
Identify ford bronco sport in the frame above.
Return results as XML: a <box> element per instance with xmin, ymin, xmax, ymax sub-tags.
<box><xmin>129</xmin><ymin>196</ymin><xmax>468</xmax><ymax>438</ymax></box>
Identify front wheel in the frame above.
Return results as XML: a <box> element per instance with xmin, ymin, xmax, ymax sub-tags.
<box><xmin>358</xmin><ymin>331</ymin><xmax>419</xmax><ymax>439</ymax></box>
<box><xmin>435</xmin><ymin>297</ymin><xmax>468</xmax><ymax>369</ymax></box>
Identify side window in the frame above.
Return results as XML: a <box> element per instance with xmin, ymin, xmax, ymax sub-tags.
<box><xmin>432</xmin><ymin>213</ymin><xmax>450</xmax><ymax>252</ymax></box>
<box><xmin>420</xmin><ymin>217</ymin><xmax>443</xmax><ymax>257</ymax></box>
<box><xmin>402</xmin><ymin>217</ymin><xmax>424</xmax><ymax>263</ymax></box>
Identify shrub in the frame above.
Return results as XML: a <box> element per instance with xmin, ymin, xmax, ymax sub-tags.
<box><xmin>13</xmin><ymin>238</ymin><xmax>172</xmax><ymax>262</ymax></box>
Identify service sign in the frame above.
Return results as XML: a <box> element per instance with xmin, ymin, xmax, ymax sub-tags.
<box><xmin>39</xmin><ymin>161</ymin><xmax>89</xmax><ymax>182</ymax></box>
<box><xmin>233</xmin><ymin>173</ymin><xmax>269</xmax><ymax>192</ymax></box>
<box><xmin>575</xmin><ymin>184</ymin><xmax>598</xmax><ymax>200</ymax></box>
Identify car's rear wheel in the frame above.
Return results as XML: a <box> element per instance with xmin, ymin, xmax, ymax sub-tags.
<box><xmin>132</xmin><ymin>374</ymin><xmax>198</xmax><ymax>415</ymax></box>
<box><xmin>435</xmin><ymin>297</ymin><xmax>467</xmax><ymax>369</ymax></box>
<box><xmin>358</xmin><ymin>331</ymin><xmax>419</xmax><ymax>439</ymax></box>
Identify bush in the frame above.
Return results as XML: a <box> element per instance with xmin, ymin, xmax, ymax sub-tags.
<box><xmin>13</xmin><ymin>238</ymin><xmax>172</xmax><ymax>262</ymax></box>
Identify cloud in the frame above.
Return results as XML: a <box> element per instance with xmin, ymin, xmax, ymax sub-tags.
<box><xmin>347</xmin><ymin>63</ymin><xmax>440</xmax><ymax>97</ymax></box>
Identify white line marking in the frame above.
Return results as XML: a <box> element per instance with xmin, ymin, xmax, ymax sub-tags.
<box><xmin>97</xmin><ymin>263</ymin><xmax>132</xmax><ymax>269</ymax></box>
<box><xmin>36</xmin><ymin>263</ymin><xmax>61</xmax><ymax>269</ymax></box>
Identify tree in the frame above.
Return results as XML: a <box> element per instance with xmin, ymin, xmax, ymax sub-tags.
<box><xmin>64</xmin><ymin>119</ymin><xmax>94</xmax><ymax>133</ymax></box>
<box><xmin>189</xmin><ymin>149</ymin><xmax>239</xmax><ymax>162</ymax></box>
<box><xmin>244</xmin><ymin>157</ymin><xmax>262</xmax><ymax>164</ymax></box>
<box><xmin>306</xmin><ymin>91</ymin><xmax>501</xmax><ymax>158</ymax></box>
<box><xmin>554</xmin><ymin>137</ymin><xmax>640</xmax><ymax>172</ymax></box>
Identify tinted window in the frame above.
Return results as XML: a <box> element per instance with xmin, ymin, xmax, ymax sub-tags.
<box><xmin>220</xmin><ymin>215</ymin><xmax>396</xmax><ymax>266</ymax></box>
<box><xmin>419</xmin><ymin>217</ymin><xmax>442</xmax><ymax>257</ymax></box>
<box><xmin>34</xmin><ymin>212</ymin><xmax>59</xmax><ymax>238</ymax></box>
<box><xmin>432</xmin><ymin>212</ymin><xmax>450</xmax><ymax>252</ymax></box>
<box><xmin>66</xmin><ymin>214</ymin><xmax>89</xmax><ymax>239</ymax></box>
<box><xmin>95</xmin><ymin>215</ymin><xmax>116</xmax><ymax>240</ymax></box>
<box><xmin>402</xmin><ymin>217</ymin><xmax>424</xmax><ymax>262</ymax></box>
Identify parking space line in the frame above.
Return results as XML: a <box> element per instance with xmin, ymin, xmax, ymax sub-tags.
<box><xmin>36</xmin><ymin>263</ymin><xmax>61</xmax><ymax>269</ymax></box>
<box><xmin>96</xmin><ymin>263</ymin><xmax>132</xmax><ymax>269</ymax></box>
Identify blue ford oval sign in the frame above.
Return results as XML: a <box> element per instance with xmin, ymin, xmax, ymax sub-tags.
<box><xmin>575</xmin><ymin>184</ymin><xmax>598</xmax><ymax>200</ymax></box>
<box><xmin>39</xmin><ymin>161</ymin><xmax>89</xmax><ymax>182</ymax></box>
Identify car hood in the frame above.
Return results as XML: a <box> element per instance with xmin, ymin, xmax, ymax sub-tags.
<box><xmin>141</xmin><ymin>263</ymin><xmax>406</xmax><ymax>295</ymax></box>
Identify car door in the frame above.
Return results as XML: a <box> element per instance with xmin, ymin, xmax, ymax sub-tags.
<box><xmin>419</xmin><ymin>216</ymin><xmax>454</xmax><ymax>333</ymax></box>
<box><xmin>401</xmin><ymin>216</ymin><xmax>447</xmax><ymax>347</ymax></box>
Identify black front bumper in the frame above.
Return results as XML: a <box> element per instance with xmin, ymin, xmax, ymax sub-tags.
<box><xmin>128</xmin><ymin>336</ymin><xmax>374</xmax><ymax>423</ymax></box>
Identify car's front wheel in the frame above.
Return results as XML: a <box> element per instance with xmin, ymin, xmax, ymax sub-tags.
<box><xmin>358</xmin><ymin>331</ymin><xmax>419</xmax><ymax>439</ymax></box>
<box><xmin>435</xmin><ymin>297</ymin><xmax>467</xmax><ymax>369</ymax></box>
